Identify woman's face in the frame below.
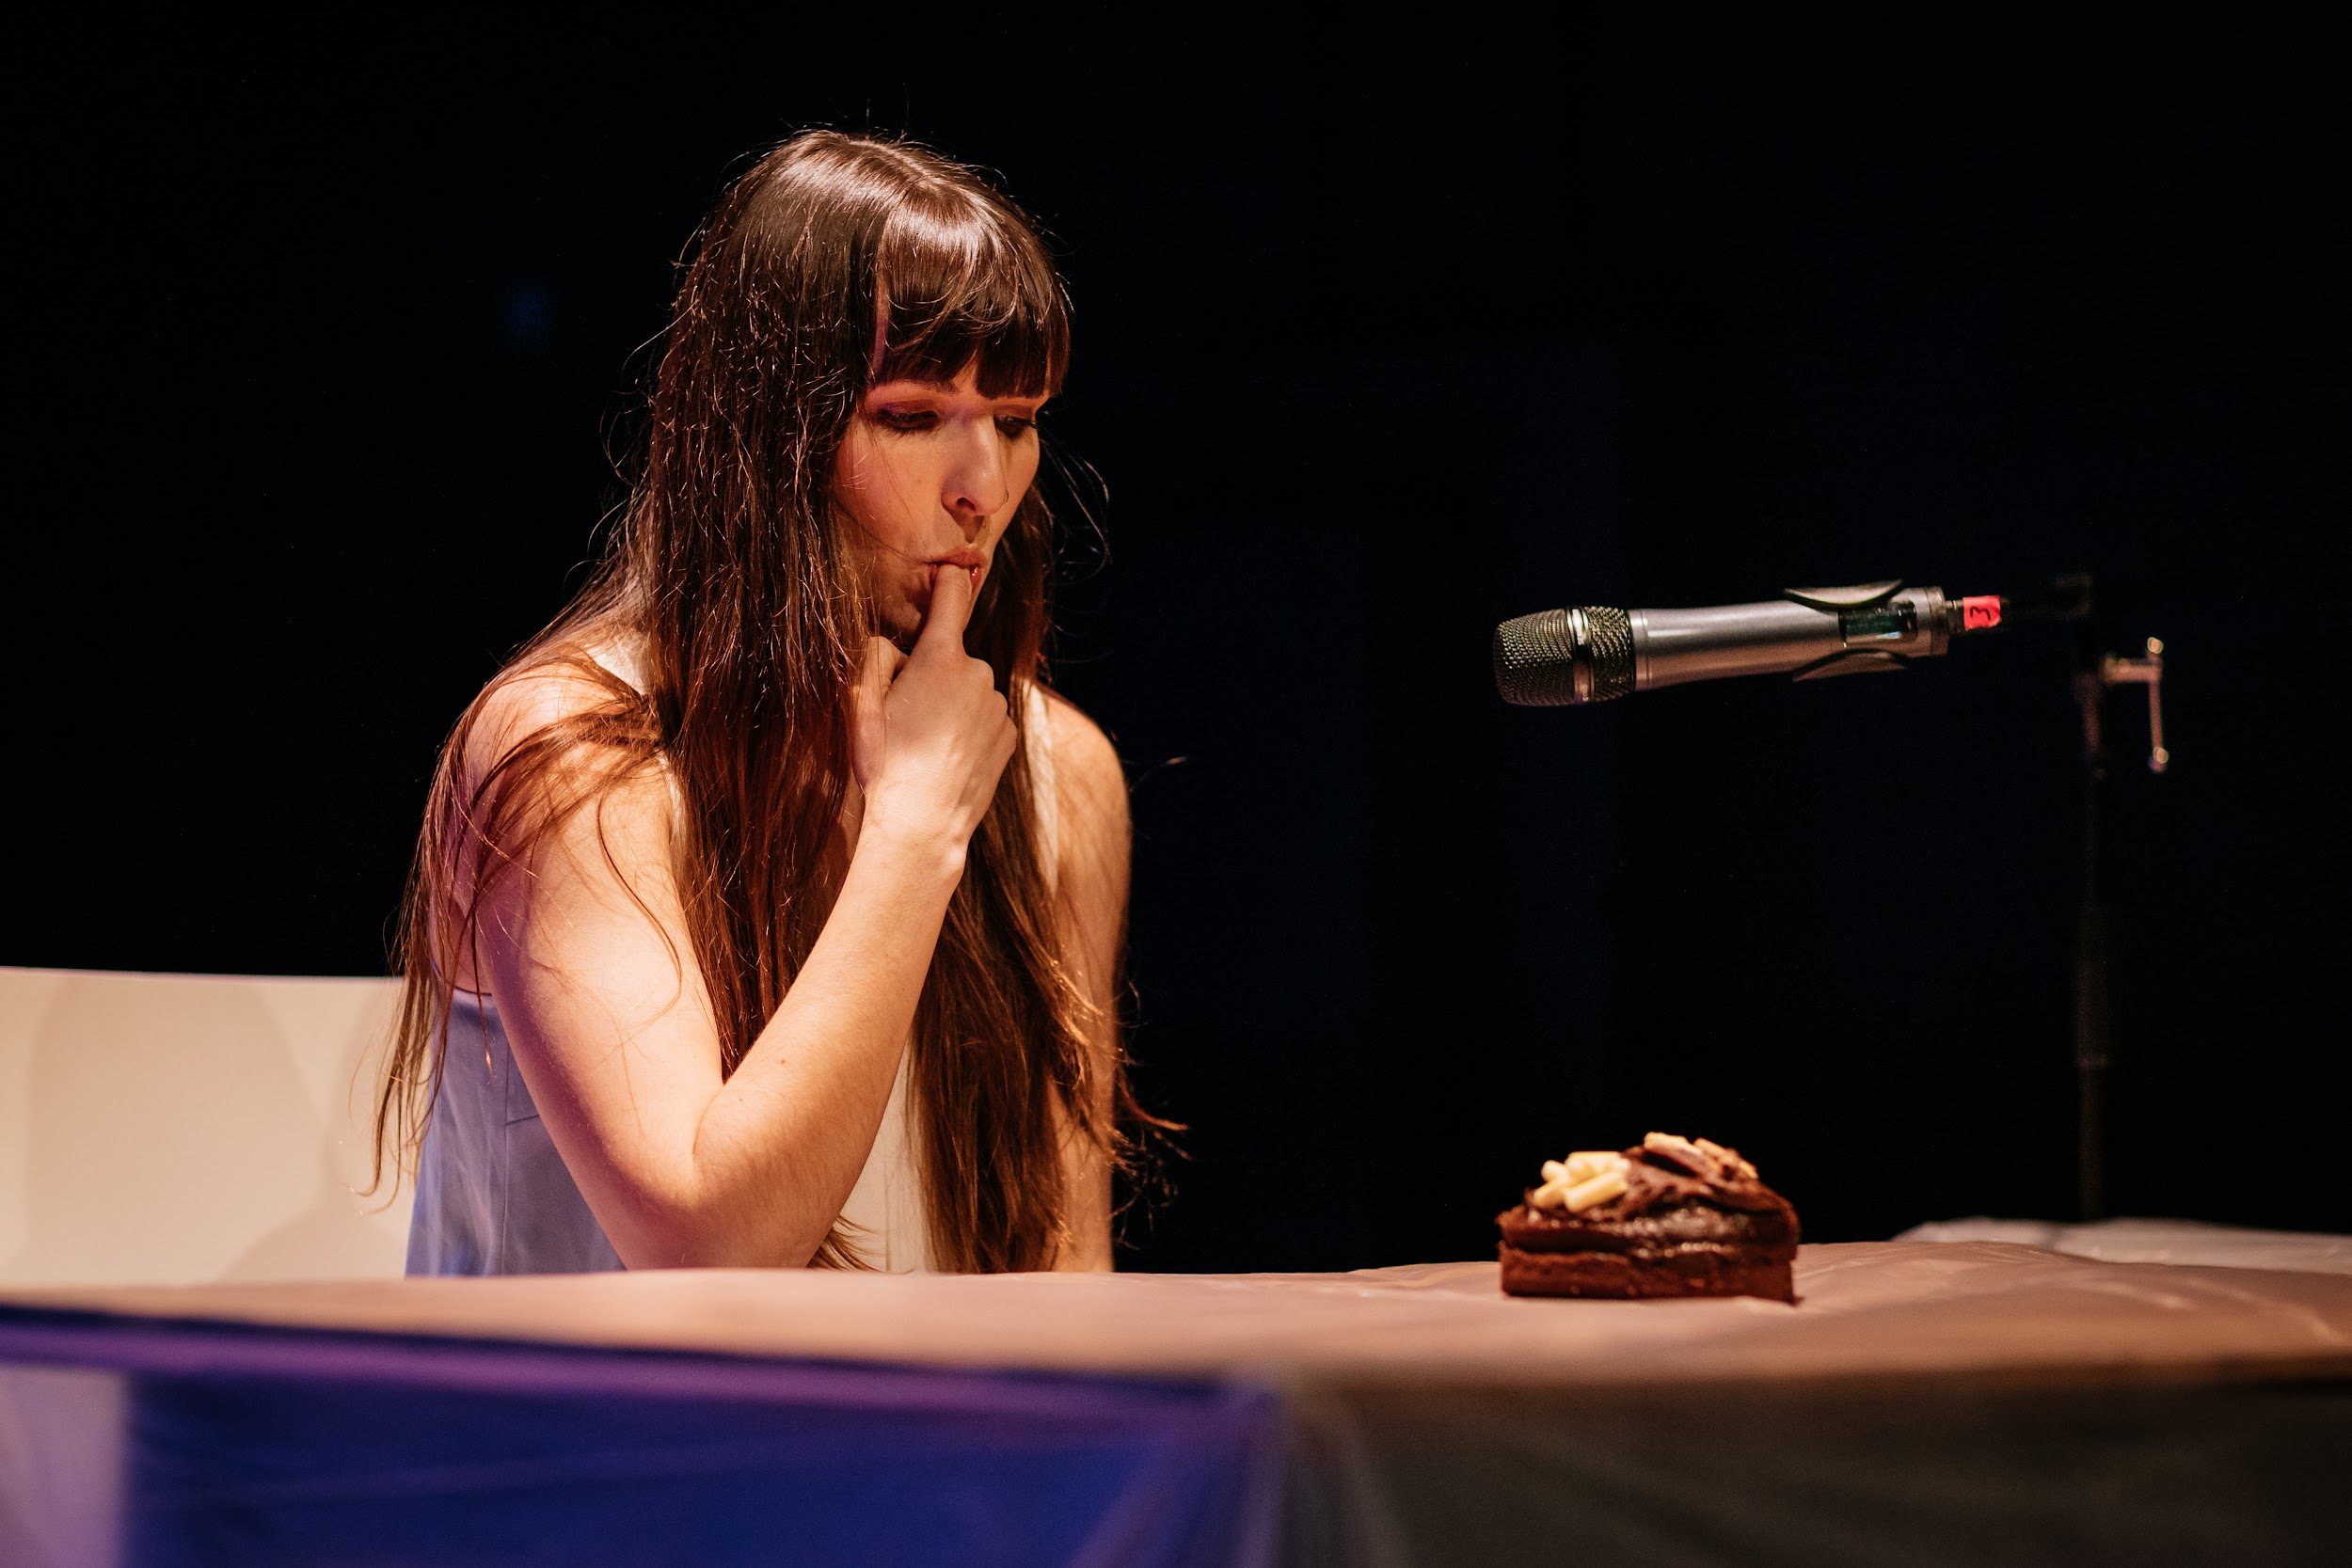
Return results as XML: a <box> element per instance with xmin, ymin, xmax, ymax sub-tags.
<box><xmin>834</xmin><ymin>360</ymin><xmax>1047</xmax><ymax>645</ymax></box>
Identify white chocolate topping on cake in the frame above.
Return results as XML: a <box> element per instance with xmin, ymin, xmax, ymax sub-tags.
<box><xmin>1527</xmin><ymin>1133</ymin><xmax>1767</xmax><ymax>1213</ymax></box>
<box><xmin>1530</xmin><ymin>1150</ymin><xmax>1629</xmax><ymax>1211</ymax></box>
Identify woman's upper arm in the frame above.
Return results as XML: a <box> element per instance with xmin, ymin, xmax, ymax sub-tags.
<box><xmin>1045</xmin><ymin>692</ymin><xmax>1131</xmax><ymax>997</ymax></box>
<box><xmin>459</xmin><ymin>677</ymin><xmax>730</xmax><ymax>1266</ymax></box>
<box><xmin>1042</xmin><ymin>691</ymin><xmax>1130</xmax><ymax>1271</ymax></box>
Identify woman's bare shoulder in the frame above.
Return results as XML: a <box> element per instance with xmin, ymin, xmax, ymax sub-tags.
<box><xmin>1035</xmin><ymin>688</ymin><xmax>1126</xmax><ymax>828</ymax></box>
<box><xmin>1035</xmin><ymin>689</ymin><xmax>1127</xmax><ymax>921</ymax></box>
<box><xmin>458</xmin><ymin>639</ymin><xmax>651</xmax><ymax>789</ymax></box>
<box><xmin>435</xmin><ymin>642</ymin><xmax>672</xmax><ymax>982</ymax></box>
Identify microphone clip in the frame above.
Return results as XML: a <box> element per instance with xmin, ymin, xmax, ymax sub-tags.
<box><xmin>1782</xmin><ymin>579</ymin><xmax>1905</xmax><ymax>613</ymax></box>
<box><xmin>1783</xmin><ymin>581</ymin><xmax>1947</xmax><ymax>681</ymax></box>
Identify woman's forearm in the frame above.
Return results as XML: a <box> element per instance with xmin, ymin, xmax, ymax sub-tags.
<box><xmin>651</xmin><ymin>823</ymin><xmax>965</xmax><ymax>1266</ymax></box>
<box><xmin>495</xmin><ymin>574</ymin><xmax>1016</xmax><ymax>1271</ymax></box>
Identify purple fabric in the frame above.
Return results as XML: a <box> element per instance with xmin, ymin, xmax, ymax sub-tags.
<box><xmin>405</xmin><ymin>990</ymin><xmax>626</xmax><ymax>1278</ymax></box>
<box><xmin>0</xmin><ymin>1307</ymin><xmax>1283</xmax><ymax>1568</ymax></box>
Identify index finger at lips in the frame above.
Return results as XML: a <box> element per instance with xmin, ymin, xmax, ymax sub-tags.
<box><xmin>914</xmin><ymin>562</ymin><xmax>977</xmax><ymax>657</ymax></box>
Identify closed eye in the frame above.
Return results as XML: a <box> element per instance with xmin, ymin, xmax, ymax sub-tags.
<box><xmin>876</xmin><ymin>409</ymin><xmax>937</xmax><ymax>433</ymax></box>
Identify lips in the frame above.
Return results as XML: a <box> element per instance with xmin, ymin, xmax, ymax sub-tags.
<box><xmin>926</xmin><ymin>554</ymin><xmax>986</xmax><ymax>591</ymax></box>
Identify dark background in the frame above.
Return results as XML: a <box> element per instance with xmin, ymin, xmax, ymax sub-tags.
<box><xmin>12</xmin><ymin>8</ymin><xmax>2345</xmax><ymax>1262</ymax></box>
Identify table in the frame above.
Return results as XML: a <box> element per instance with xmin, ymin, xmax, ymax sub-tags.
<box><xmin>6</xmin><ymin>1241</ymin><xmax>2349</xmax><ymax>1566</ymax></box>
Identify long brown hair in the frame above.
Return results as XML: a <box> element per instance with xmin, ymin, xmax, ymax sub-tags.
<box><xmin>373</xmin><ymin>131</ymin><xmax>1131</xmax><ymax>1272</ymax></box>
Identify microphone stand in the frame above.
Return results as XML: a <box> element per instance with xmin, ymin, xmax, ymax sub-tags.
<box><xmin>2044</xmin><ymin>576</ymin><xmax>2168</xmax><ymax>1221</ymax></box>
<box><xmin>1496</xmin><ymin>570</ymin><xmax>2179</xmax><ymax>1224</ymax></box>
<box><xmin>2073</xmin><ymin>612</ymin><xmax>2116</xmax><ymax>1224</ymax></box>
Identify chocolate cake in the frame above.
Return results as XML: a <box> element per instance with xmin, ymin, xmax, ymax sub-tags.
<box><xmin>1497</xmin><ymin>1132</ymin><xmax>1800</xmax><ymax>1303</ymax></box>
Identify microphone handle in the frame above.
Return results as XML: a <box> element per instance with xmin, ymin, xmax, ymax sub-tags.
<box><xmin>1635</xmin><ymin>586</ymin><xmax>1950</xmax><ymax>689</ymax></box>
<box><xmin>1492</xmin><ymin>584</ymin><xmax>1979</xmax><ymax>705</ymax></box>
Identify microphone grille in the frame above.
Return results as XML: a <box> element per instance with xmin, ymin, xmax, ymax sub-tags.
<box><xmin>1492</xmin><ymin>606</ymin><xmax>1634</xmax><ymax>705</ymax></box>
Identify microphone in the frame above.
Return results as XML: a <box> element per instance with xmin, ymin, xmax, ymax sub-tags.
<box><xmin>1493</xmin><ymin>580</ymin><xmax>2007</xmax><ymax>705</ymax></box>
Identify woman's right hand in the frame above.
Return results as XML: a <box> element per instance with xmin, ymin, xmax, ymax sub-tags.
<box><xmin>850</xmin><ymin>563</ymin><xmax>1018</xmax><ymax>857</ymax></box>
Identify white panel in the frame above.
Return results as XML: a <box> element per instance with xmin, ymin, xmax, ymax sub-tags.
<box><xmin>0</xmin><ymin>969</ymin><xmax>408</xmax><ymax>1287</ymax></box>
<box><xmin>0</xmin><ymin>971</ymin><xmax>67</xmax><ymax>1268</ymax></box>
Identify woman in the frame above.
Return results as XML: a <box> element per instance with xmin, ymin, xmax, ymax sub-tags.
<box><xmin>374</xmin><ymin>132</ymin><xmax>1142</xmax><ymax>1275</ymax></box>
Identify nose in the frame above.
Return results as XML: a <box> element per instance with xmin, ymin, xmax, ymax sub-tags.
<box><xmin>942</xmin><ymin>418</ymin><xmax>1010</xmax><ymax>537</ymax></box>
